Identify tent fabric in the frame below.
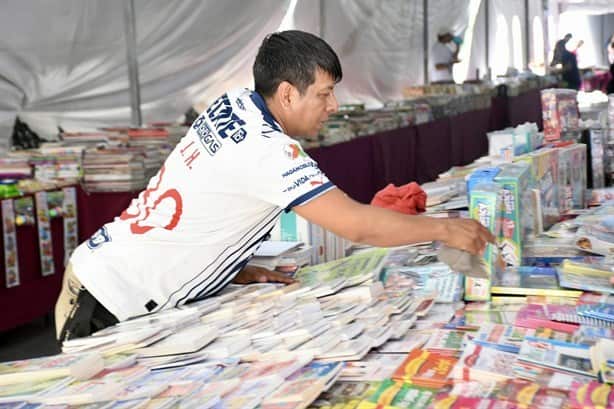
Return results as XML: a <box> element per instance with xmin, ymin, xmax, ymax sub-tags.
<box><xmin>0</xmin><ymin>0</ymin><xmax>290</xmax><ymax>145</ymax></box>
<box><xmin>0</xmin><ymin>0</ymin><xmax>610</xmax><ymax>149</ymax></box>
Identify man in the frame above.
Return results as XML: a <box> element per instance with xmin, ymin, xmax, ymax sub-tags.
<box><xmin>430</xmin><ymin>31</ymin><xmax>460</xmax><ymax>83</ymax></box>
<box><xmin>561</xmin><ymin>39</ymin><xmax>582</xmax><ymax>90</ymax></box>
<box><xmin>550</xmin><ymin>33</ymin><xmax>572</xmax><ymax>67</ymax></box>
<box><xmin>56</xmin><ymin>30</ymin><xmax>494</xmax><ymax>342</ymax></box>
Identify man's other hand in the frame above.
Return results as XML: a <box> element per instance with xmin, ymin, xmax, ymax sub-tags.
<box><xmin>232</xmin><ymin>265</ymin><xmax>296</xmax><ymax>285</ymax></box>
<box><xmin>440</xmin><ymin>218</ymin><xmax>496</xmax><ymax>256</ymax></box>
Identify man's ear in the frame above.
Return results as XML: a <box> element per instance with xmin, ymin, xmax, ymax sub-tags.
<box><xmin>276</xmin><ymin>81</ymin><xmax>295</xmax><ymax>110</ymax></box>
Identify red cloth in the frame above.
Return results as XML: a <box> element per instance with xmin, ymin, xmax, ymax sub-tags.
<box><xmin>370</xmin><ymin>182</ymin><xmax>427</xmax><ymax>215</ymax></box>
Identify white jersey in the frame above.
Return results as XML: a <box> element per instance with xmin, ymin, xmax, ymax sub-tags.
<box><xmin>71</xmin><ymin>88</ymin><xmax>335</xmax><ymax>320</ymax></box>
<box><xmin>430</xmin><ymin>42</ymin><xmax>454</xmax><ymax>83</ymax></box>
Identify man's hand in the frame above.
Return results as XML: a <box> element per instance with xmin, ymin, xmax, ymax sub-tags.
<box><xmin>439</xmin><ymin>218</ymin><xmax>496</xmax><ymax>256</ymax></box>
<box><xmin>232</xmin><ymin>265</ymin><xmax>296</xmax><ymax>285</ymax></box>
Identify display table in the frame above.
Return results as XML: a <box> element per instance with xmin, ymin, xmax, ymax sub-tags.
<box><xmin>582</xmin><ymin>70</ymin><xmax>612</xmax><ymax>93</ymax></box>
<box><xmin>0</xmin><ymin>218</ymin><xmax>66</xmax><ymax>332</ymax></box>
<box><xmin>507</xmin><ymin>89</ymin><xmax>544</xmax><ymax>129</ymax></box>
<box><xmin>0</xmin><ymin>91</ymin><xmax>544</xmax><ymax>333</ymax></box>
<box><xmin>77</xmin><ymin>189</ymin><xmax>138</xmax><ymax>242</ymax></box>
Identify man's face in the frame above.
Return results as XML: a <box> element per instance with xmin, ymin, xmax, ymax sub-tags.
<box><xmin>286</xmin><ymin>69</ymin><xmax>338</xmax><ymax>138</ymax></box>
<box><xmin>438</xmin><ymin>33</ymin><xmax>453</xmax><ymax>44</ymax></box>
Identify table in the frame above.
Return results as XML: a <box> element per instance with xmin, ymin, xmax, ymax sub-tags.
<box><xmin>0</xmin><ymin>91</ymin><xmax>544</xmax><ymax>332</ymax></box>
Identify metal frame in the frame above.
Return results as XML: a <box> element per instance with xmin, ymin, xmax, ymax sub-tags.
<box><xmin>423</xmin><ymin>0</ymin><xmax>429</xmax><ymax>84</ymax></box>
<box><xmin>123</xmin><ymin>0</ymin><xmax>142</xmax><ymax>127</ymax></box>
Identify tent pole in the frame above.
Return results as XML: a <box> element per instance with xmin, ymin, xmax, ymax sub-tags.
<box><xmin>319</xmin><ymin>0</ymin><xmax>325</xmax><ymax>38</ymax></box>
<box><xmin>123</xmin><ymin>0</ymin><xmax>142</xmax><ymax>127</ymax></box>
<box><xmin>485</xmin><ymin>0</ymin><xmax>490</xmax><ymax>79</ymax></box>
<box><xmin>542</xmin><ymin>0</ymin><xmax>550</xmax><ymax>74</ymax></box>
<box><xmin>524</xmin><ymin>0</ymin><xmax>530</xmax><ymax>70</ymax></box>
<box><xmin>423</xmin><ymin>0</ymin><xmax>429</xmax><ymax>84</ymax></box>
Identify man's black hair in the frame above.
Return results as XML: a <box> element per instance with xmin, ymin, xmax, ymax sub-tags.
<box><xmin>253</xmin><ymin>30</ymin><xmax>342</xmax><ymax>98</ymax></box>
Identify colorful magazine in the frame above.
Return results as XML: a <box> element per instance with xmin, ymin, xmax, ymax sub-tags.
<box><xmin>556</xmin><ymin>260</ymin><xmax>614</xmax><ymax>295</ymax></box>
<box><xmin>449</xmin><ymin>342</ymin><xmax>517</xmax><ymax>383</ymax></box>
<box><xmin>0</xmin><ymin>353</ymin><xmax>103</xmax><ymax>386</ymax></box>
<box><xmin>491</xmin><ymin>266</ymin><xmax>582</xmax><ymax>297</ymax></box>
<box><xmin>391</xmin><ymin>349</ymin><xmax>457</xmax><ymax>388</ymax></box>
<box><xmin>517</xmin><ymin>339</ymin><xmax>597</xmax><ymax>378</ymax></box>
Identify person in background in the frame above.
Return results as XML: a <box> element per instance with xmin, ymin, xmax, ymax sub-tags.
<box><xmin>561</xmin><ymin>39</ymin><xmax>582</xmax><ymax>90</ymax></box>
<box><xmin>607</xmin><ymin>34</ymin><xmax>614</xmax><ymax>65</ymax></box>
<box><xmin>430</xmin><ymin>31</ymin><xmax>461</xmax><ymax>83</ymax></box>
<box><xmin>606</xmin><ymin>58</ymin><xmax>614</xmax><ymax>95</ymax></box>
<box><xmin>550</xmin><ymin>33</ymin><xmax>572</xmax><ymax>67</ymax></box>
<box><xmin>55</xmin><ymin>30</ymin><xmax>494</xmax><ymax>342</ymax></box>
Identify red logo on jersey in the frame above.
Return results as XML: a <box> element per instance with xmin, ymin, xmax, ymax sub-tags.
<box><xmin>120</xmin><ymin>165</ymin><xmax>183</xmax><ymax>234</ymax></box>
<box><xmin>283</xmin><ymin>144</ymin><xmax>306</xmax><ymax>160</ymax></box>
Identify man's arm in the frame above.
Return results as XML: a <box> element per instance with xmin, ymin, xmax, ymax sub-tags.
<box><xmin>293</xmin><ymin>188</ymin><xmax>494</xmax><ymax>255</ymax></box>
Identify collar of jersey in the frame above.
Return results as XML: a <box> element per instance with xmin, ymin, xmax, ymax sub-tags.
<box><xmin>250</xmin><ymin>91</ymin><xmax>283</xmax><ymax>133</ymax></box>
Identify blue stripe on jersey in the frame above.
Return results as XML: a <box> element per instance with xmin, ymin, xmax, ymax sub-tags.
<box><xmin>193</xmin><ymin>227</ymin><xmax>274</xmax><ymax>299</ymax></box>
<box><xmin>249</xmin><ymin>91</ymin><xmax>282</xmax><ymax>132</ymax></box>
<box><xmin>178</xmin><ymin>224</ymin><xmax>275</xmax><ymax>305</ymax></box>
<box><xmin>158</xmin><ymin>207</ymin><xmax>282</xmax><ymax>309</ymax></box>
<box><xmin>285</xmin><ymin>181</ymin><xmax>335</xmax><ymax>212</ymax></box>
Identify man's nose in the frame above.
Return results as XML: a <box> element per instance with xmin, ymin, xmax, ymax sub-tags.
<box><xmin>327</xmin><ymin>93</ymin><xmax>339</xmax><ymax>113</ymax></box>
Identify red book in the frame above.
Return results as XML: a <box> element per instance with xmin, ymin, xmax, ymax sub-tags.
<box><xmin>391</xmin><ymin>348</ymin><xmax>457</xmax><ymax>388</ymax></box>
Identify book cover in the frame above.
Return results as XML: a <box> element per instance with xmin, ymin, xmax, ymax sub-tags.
<box><xmin>134</xmin><ymin>325</ymin><xmax>218</xmax><ymax>357</ymax></box>
<box><xmin>493</xmin><ymin>378</ymin><xmax>567</xmax><ymax>408</ymax></box>
<box><xmin>34</xmin><ymin>378</ymin><xmax>124</xmax><ymax>405</ymax></box>
<box><xmin>365</xmin><ymin>378</ymin><xmax>435</xmax><ymax>409</ymax></box>
<box><xmin>429</xmin><ymin>394</ymin><xmax>518</xmax><ymax>409</ymax></box>
<box><xmin>491</xmin><ymin>266</ymin><xmax>582</xmax><ymax>297</ymax></box>
<box><xmin>263</xmin><ymin>378</ymin><xmax>327</xmax><ymax>404</ymax></box>
<box><xmin>294</xmin><ymin>249</ymin><xmax>389</xmax><ymax>288</ymax></box>
<box><xmin>0</xmin><ymin>377</ymin><xmax>72</xmax><ymax>403</ymax></box>
<box><xmin>517</xmin><ymin>339</ymin><xmax>596</xmax><ymax>378</ymax></box>
<box><xmin>515</xmin><ymin>304</ymin><xmax>579</xmax><ymax>333</ymax></box>
<box><xmin>391</xmin><ymin>349</ymin><xmax>457</xmax><ymax>388</ymax></box>
<box><xmin>450</xmin><ymin>342</ymin><xmax>517</xmax><ymax>383</ymax></box>
<box><xmin>422</xmin><ymin>330</ymin><xmax>466</xmax><ymax>355</ymax></box>
<box><xmin>471</xmin><ymin>323</ymin><xmax>534</xmax><ymax>354</ymax></box>
<box><xmin>567</xmin><ymin>381</ymin><xmax>614</xmax><ymax>409</ymax></box>
<box><xmin>0</xmin><ymin>353</ymin><xmax>103</xmax><ymax>386</ymax></box>
<box><xmin>556</xmin><ymin>260</ymin><xmax>614</xmax><ymax>295</ymax></box>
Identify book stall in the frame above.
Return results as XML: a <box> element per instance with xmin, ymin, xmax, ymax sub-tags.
<box><xmin>0</xmin><ymin>125</ymin><xmax>186</xmax><ymax>332</ymax></box>
<box><xmin>0</xmin><ymin>79</ymin><xmax>554</xmax><ymax>334</ymax></box>
<box><xmin>1</xmin><ymin>88</ymin><xmax>614</xmax><ymax>409</ymax></box>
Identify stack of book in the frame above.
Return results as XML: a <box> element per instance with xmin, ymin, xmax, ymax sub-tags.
<box><xmin>81</xmin><ymin>147</ymin><xmax>149</xmax><ymax>192</ymax></box>
<box><xmin>0</xmin><ymin>157</ymin><xmax>32</xmax><ymax>180</ymax></box>
<box><xmin>2</xmin><ymin>226</ymin><xmax>614</xmax><ymax>408</ymax></box>
<box><xmin>59</xmin><ymin>130</ymin><xmax>128</xmax><ymax>146</ymax></box>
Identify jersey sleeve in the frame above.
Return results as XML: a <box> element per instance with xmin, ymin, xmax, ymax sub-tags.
<box><xmin>245</xmin><ymin>135</ymin><xmax>336</xmax><ymax>211</ymax></box>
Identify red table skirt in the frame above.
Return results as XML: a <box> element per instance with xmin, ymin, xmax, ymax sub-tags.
<box><xmin>0</xmin><ymin>92</ymin><xmax>543</xmax><ymax>332</ymax></box>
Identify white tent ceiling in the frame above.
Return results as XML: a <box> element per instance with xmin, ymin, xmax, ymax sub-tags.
<box><xmin>0</xmin><ymin>0</ymin><xmax>612</xmax><ymax>148</ymax></box>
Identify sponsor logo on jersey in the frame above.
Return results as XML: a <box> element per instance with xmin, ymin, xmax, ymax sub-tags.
<box><xmin>207</xmin><ymin>94</ymin><xmax>247</xmax><ymax>142</ymax></box>
<box><xmin>283</xmin><ymin>171</ymin><xmax>324</xmax><ymax>192</ymax></box>
<box><xmin>194</xmin><ymin>120</ymin><xmax>221</xmax><ymax>156</ymax></box>
<box><xmin>283</xmin><ymin>143</ymin><xmax>307</xmax><ymax>160</ymax></box>
<box><xmin>230</xmin><ymin>128</ymin><xmax>247</xmax><ymax>143</ymax></box>
<box><xmin>87</xmin><ymin>226</ymin><xmax>112</xmax><ymax>249</ymax></box>
<box><xmin>281</xmin><ymin>161</ymin><xmax>318</xmax><ymax>178</ymax></box>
